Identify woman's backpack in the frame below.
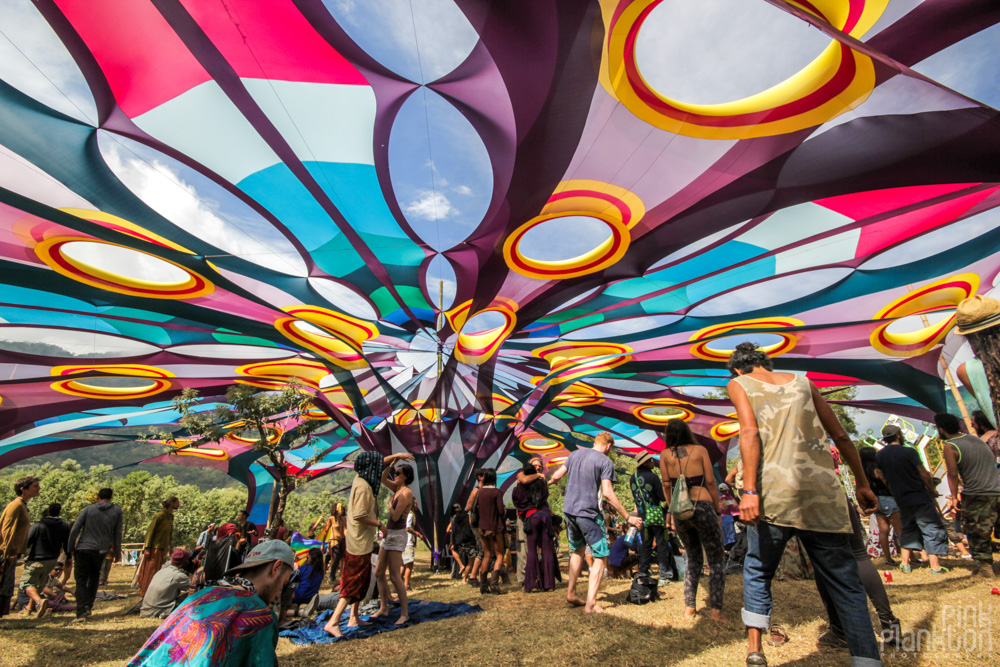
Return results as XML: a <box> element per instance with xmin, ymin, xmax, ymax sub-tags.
<box><xmin>668</xmin><ymin>448</ymin><xmax>696</xmax><ymax>521</ymax></box>
<box><xmin>626</xmin><ymin>574</ymin><xmax>660</xmax><ymax>605</ymax></box>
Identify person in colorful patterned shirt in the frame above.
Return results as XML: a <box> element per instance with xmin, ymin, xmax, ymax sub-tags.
<box><xmin>128</xmin><ymin>540</ymin><xmax>296</xmax><ymax>667</ymax></box>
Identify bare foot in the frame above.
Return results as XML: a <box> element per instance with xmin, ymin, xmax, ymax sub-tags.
<box><xmin>684</xmin><ymin>607</ymin><xmax>697</xmax><ymax>618</ymax></box>
<box><xmin>584</xmin><ymin>604</ymin><xmax>605</xmax><ymax>614</ymax></box>
<box><xmin>323</xmin><ymin>619</ymin><xmax>343</xmax><ymax>637</ymax></box>
<box><xmin>566</xmin><ymin>594</ymin><xmax>586</xmax><ymax>607</ymax></box>
<box><xmin>370</xmin><ymin>608</ymin><xmax>389</xmax><ymax>619</ymax></box>
<box><xmin>394</xmin><ymin>616</ymin><xmax>409</xmax><ymax>626</ymax></box>
<box><xmin>711</xmin><ymin>611</ymin><xmax>729</xmax><ymax>624</ymax></box>
<box><xmin>346</xmin><ymin>617</ymin><xmax>371</xmax><ymax>627</ymax></box>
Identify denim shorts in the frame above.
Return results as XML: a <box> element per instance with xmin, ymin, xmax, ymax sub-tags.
<box><xmin>565</xmin><ymin>514</ymin><xmax>609</xmax><ymax>559</ymax></box>
<box><xmin>899</xmin><ymin>501</ymin><xmax>949</xmax><ymax>556</ymax></box>
<box><xmin>876</xmin><ymin>495</ymin><xmax>900</xmax><ymax>518</ymax></box>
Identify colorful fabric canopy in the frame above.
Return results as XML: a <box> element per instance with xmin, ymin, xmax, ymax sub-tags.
<box><xmin>2</xmin><ymin>1</ymin><xmax>999</xmax><ymax>551</ymax></box>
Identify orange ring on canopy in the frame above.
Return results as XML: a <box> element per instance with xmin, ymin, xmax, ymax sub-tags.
<box><xmin>455</xmin><ymin>302</ymin><xmax>518</xmax><ymax>365</ymax></box>
<box><xmin>869</xmin><ymin>273</ymin><xmax>979</xmax><ymax>357</ymax></box>
<box><xmin>51</xmin><ymin>378</ymin><xmax>171</xmax><ymax>400</ymax></box>
<box><xmin>34</xmin><ymin>237</ymin><xmax>214</xmax><ymax>299</ymax></box>
<box><xmin>599</xmin><ymin>0</ymin><xmax>885</xmax><ymax>139</ymax></box>
<box><xmin>632</xmin><ymin>398</ymin><xmax>694</xmax><ymax>425</ymax></box>
<box><xmin>533</xmin><ymin>341</ymin><xmax>634</xmax><ymax>384</ymax></box>
<box><xmin>689</xmin><ymin>317</ymin><xmax>805</xmax><ymax>362</ymax></box>
<box><xmin>503</xmin><ymin>181</ymin><xmax>644</xmax><ymax>280</ymax></box>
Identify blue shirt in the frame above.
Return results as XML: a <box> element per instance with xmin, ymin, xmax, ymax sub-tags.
<box><xmin>562</xmin><ymin>447</ymin><xmax>616</xmax><ymax>520</ymax></box>
<box><xmin>609</xmin><ymin>536</ymin><xmax>636</xmax><ymax>568</ymax></box>
<box><xmin>292</xmin><ymin>563</ymin><xmax>323</xmax><ymax>603</ymax></box>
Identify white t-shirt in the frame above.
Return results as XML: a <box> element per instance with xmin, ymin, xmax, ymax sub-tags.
<box><xmin>405</xmin><ymin>513</ymin><xmax>416</xmax><ymax>548</ymax></box>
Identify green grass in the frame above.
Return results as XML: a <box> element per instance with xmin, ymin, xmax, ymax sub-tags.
<box><xmin>0</xmin><ymin>552</ymin><xmax>996</xmax><ymax>666</ymax></box>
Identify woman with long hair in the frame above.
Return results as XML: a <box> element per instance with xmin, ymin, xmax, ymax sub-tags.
<box><xmin>372</xmin><ymin>461</ymin><xmax>414</xmax><ymax>625</ymax></box>
<box><xmin>859</xmin><ymin>447</ymin><xmax>901</xmax><ymax>563</ymax></box>
<box><xmin>971</xmin><ymin>409</ymin><xmax>1000</xmax><ymax>461</ymax></box>
<box><xmin>476</xmin><ymin>468</ymin><xmax>507</xmax><ymax>594</ymax></box>
<box><xmin>659</xmin><ymin>419</ymin><xmax>726</xmax><ymax>622</ymax></box>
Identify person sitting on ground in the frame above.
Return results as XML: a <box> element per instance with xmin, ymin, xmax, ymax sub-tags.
<box><xmin>283</xmin><ymin>548</ymin><xmax>324</xmax><ymax>622</ymax></box>
<box><xmin>38</xmin><ymin>561</ymin><xmax>76</xmax><ymax>614</ymax></box>
<box><xmin>140</xmin><ymin>548</ymin><xmax>194</xmax><ymax>619</ymax></box>
<box><xmin>938</xmin><ymin>412</ymin><xmax>1000</xmax><ymax>578</ymax></box>
<box><xmin>20</xmin><ymin>502</ymin><xmax>70</xmax><ymax>618</ymax></box>
<box><xmin>548</xmin><ymin>431</ymin><xmax>642</xmax><ymax>614</ymax></box>
<box><xmin>876</xmin><ymin>424</ymin><xmax>950</xmax><ymax>574</ymax></box>
<box><xmin>373</xmin><ymin>459</ymin><xmax>415</xmax><ymax>620</ymax></box>
<box><xmin>607</xmin><ymin>525</ymin><xmax>640</xmax><ymax>579</ymax></box>
<box><xmin>128</xmin><ymin>541</ymin><xmax>296</xmax><ymax>666</ymax></box>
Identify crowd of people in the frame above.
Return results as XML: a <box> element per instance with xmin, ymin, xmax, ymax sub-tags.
<box><xmin>0</xmin><ymin>341</ymin><xmax>997</xmax><ymax>666</ymax></box>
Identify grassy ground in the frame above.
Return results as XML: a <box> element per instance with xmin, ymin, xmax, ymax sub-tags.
<box><xmin>0</xmin><ymin>552</ymin><xmax>996</xmax><ymax>666</ymax></box>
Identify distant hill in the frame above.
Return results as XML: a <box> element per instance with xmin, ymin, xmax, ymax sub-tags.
<box><xmin>23</xmin><ymin>441</ymin><xmax>240</xmax><ymax>491</ymax></box>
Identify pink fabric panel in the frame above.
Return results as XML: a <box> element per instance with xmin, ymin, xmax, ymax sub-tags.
<box><xmin>854</xmin><ymin>186</ymin><xmax>999</xmax><ymax>257</ymax></box>
<box><xmin>179</xmin><ymin>0</ymin><xmax>368</xmax><ymax>85</ymax></box>
<box><xmin>815</xmin><ymin>183</ymin><xmax>978</xmax><ymax>220</ymax></box>
<box><xmin>55</xmin><ymin>0</ymin><xmax>210</xmax><ymax>117</ymax></box>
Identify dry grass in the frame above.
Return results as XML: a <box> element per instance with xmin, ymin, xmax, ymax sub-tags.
<box><xmin>0</xmin><ymin>553</ymin><xmax>996</xmax><ymax>666</ymax></box>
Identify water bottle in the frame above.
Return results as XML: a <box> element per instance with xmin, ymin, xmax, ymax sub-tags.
<box><xmin>625</xmin><ymin>524</ymin><xmax>638</xmax><ymax>546</ymax></box>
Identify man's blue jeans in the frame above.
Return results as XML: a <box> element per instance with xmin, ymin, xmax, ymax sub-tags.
<box><xmin>743</xmin><ymin>521</ymin><xmax>882</xmax><ymax>667</ymax></box>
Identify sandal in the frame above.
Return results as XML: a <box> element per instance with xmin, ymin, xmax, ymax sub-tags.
<box><xmin>746</xmin><ymin>651</ymin><xmax>768</xmax><ymax>666</ymax></box>
<box><xmin>767</xmin><ymin>625</ymin><xmax>788</xmax><ymax>646</ymax></box>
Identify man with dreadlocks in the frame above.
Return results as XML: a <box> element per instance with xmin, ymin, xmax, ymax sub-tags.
<box><xmin>956</xmin><ymin>295</ymin><xmax>1000</xmax><ymax>448</ymax></box>
<box><xmin>323</xmin><ymin>450</ymin><xmax>413</xmax><ymax>637</ymax></box>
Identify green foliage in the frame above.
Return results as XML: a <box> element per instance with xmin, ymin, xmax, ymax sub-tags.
<box><xmin>145</xmin><ymin>383</ymin><xmax>329</xmax><ymax>531</ymax></box>
<box><xmin>0</xmin><ymin>460</ymin><xmax>346</xmax><ymax>548</ymax></box>
<box><xmin>825</xmin><ymin>385</ymin><xmax>861</xmax><ymax>437</ymax></box>
<box><xmin>544</xmin><ymin>447</ymin><xmax>638</xmax><ymax>517</ymax></box>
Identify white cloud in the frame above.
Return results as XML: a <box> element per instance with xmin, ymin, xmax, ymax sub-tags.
<box><xmin>0</xmin><ymin>0</ymin><xmax>97</xmax><ymax>123</ymax></box>
<box><xmin>403</xmin><ymin>190</ymin><xmax>456</xmax><ymax>221</ymax></box>
<box><xmin>453</xmin><ymin>185</ymin><xmax>473</xmax><ymax>196</ymax></box>
<box><xmin>100</xmin><ymin>137</ymin><xmax>309</xmax><ymax>276</ymax></box>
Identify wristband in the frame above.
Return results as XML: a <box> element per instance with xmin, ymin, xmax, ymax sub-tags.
<box><xmin>743</xmin><ymin>490</ymin><xmax>759</xmax><ymax>496</ymax></box>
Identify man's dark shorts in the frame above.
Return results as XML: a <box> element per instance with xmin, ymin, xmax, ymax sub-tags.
<box><xmin>565</xmin><ymin>514</ymin><xmax>609</xmax><ymax>559</ymax></box>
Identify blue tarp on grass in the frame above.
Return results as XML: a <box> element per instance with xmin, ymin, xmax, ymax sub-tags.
<box><xmin>280</xmin><ymin>600</ymin><xmax>483</xmax><ymax>644</ymax></box>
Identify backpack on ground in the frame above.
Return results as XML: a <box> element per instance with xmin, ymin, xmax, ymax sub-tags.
<box><xmin>626</xmin><ymin>574</ymin><xmax>660</xmax><ymax>605</ymax></box>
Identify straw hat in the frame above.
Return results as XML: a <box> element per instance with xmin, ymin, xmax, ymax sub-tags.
<box><xmin>955</xmin><ymin>295</ymin><xmax>1000</xmax><ymax>335</ymax></box>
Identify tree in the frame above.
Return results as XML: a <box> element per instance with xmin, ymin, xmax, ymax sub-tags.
<box><xmin>146</xmin><ymin>383</ymin><xmax>327</xmax><ymax>533</ymax></box>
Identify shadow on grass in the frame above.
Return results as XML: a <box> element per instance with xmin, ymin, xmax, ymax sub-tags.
<box><xmin>13</xmin><ymin>624</ymin><xmax>156</xmax><ymax>667</ymax></box>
